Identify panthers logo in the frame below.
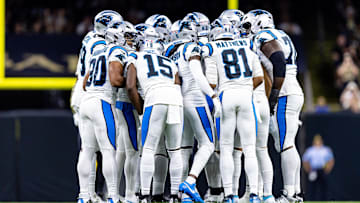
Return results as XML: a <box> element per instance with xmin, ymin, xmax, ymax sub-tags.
<box><xmin>96</xmin><ymin>15</ymin><xmax>113</xmax><ymax>26</ymax></box>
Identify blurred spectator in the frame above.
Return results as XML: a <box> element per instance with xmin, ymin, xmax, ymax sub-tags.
<box><xmin>303</xmin><ymin>134</ymin><xmax>334</xmax><ymax>201</ymax></box>
<box><xmin>14</xmin><ymin>22</ymin><xmax>26</xmax><ymax>34</ymax></box>
<box><xmin>54</xmin><ymin>9</ymin><xmax>67</xmax><ymax>33</ymax></box>
<box><xmin>278</xmin><ymin>13</ymin><xmax>302</xmax><ymax>36</ymax></box>
<box><xmin>332</xmin><ymin>34</ymin><xmax>349</xmax><ymax>67</ymax></box>
<box><xmin>315</xmin><ymin>96</ymin><xmax>330</xmax><ymax>113</ymax></box>
<box><xmin>340</xmin><ymin>81</ymin><xmax>360</xmax><ymax>112</ymax></box>
<box><xmin>76</xmin><ymin>16</ymin><xmax>93</xmax><ymax>35</ymax></box>
<box><xmin>336</xmin><ymin>52</ymin><xmax>359</xmax><ymax>89</ymax></box>
<box><xmin>43</xmin><ymin>8</ymin><xmax>55</xmax><ymax>33</ymax></box>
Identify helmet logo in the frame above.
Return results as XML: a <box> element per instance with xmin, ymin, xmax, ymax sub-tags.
<box><xmin>96</xmin><ymin>15</ymin><xmax>113</xmax><ymax>26</ymax></box>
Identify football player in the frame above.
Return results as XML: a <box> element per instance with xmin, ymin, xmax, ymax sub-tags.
<box><xmin>203</xmin><ymin>18</ymin><xmax>262</xmax><ymax>203</ymax></box>
<box><xmin>77</xmin><ymin>20</ymin><xmax>128</xmax><ymax>203</ymax></box>
<box><xmin>73</xmin><ymin>10</ymin><xmax>122</xmax><ymax>203</ymax></box>
<box><xmin>164</xmin><ymin>19</ymin><xmax>221</xmax><ymax>203</ymax></box>
<box><xmin>126</xmin><ymin>27</ymin><xmax>184</xmax><ymax>203</ymax></box>
<box><xmin>242</xmin><ymin>9</ymin><xmax>304</xmax><ymax>202</ymax></box>
<box><xmin>114</xmin><ymin>20</ymin><xmax>141</xmax><ymax>203</ymax></box>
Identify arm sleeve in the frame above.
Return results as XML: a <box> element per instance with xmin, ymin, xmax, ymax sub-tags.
<box><xmin>189</xmin><ymin>59</ymin><xmax>215</xmax><ymax>97</ymax></box>
<box><xmin>204</xmin><ymin>56</ymin><xmax>218</xmax><ymax>85</ymax></box>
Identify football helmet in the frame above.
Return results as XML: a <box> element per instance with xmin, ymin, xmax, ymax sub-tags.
<box><xmin>241</xmin><ymin>9</ymin><xmax>274</xmax><ymax>35</ymax></box>
<box><xmin>208</xmin><ymin>18</ymin><xmax>235</xmax><ymax>41</ymax></box>
<box><xmin>122</xmin><ymin>21</ymin><xmax>138</xmax><ymax>51</ymax></box>
<box><xmin>219</xmin><ymin>9</ymin><xmax>244</xmax><ymax>28</ymax></box>
<box><xmin>170</xmin><ymin>20</ymin><xmax>181</xmax><ymax>42</ymax></box>
<box><xmin>105</xmin><ymin>20</ymin><xmax>126</xmax><ymax>46</ymax></box>
<box><xmin>139</xmin><ymin>26</ymin><xmax>164</xmax><ymax>55</ymax></box>
<box><xmin>145</xmin><ymin>14</ymin><xmax>172</xmax><ymax>43</ymax></box>
<box><xmin>94</xmin><ymin>10</ymin><xmax>123</xmax><ymax>35</ymax></box>
<box><xmin>174</xmin><ymin>19</ymin><xmax>198</xmax><ymax>44</ymax></box>
<box><xmin>184</xmin><ymin>12</ymin><xmax>210</xmax><ymax>38</ymax></box>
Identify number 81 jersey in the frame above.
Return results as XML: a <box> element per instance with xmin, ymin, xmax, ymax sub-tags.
<box><xmin>253</xmin><ymin>28</ymin><xmax>303</xmax><ymax>97</ymax></box>
<box><xmin>203</xmin><ymin>38</ymin><xmax>261</xmax><ymax>93</ymax></box>
<box><xmin>85</xmin><ymin>44</ymin><xmax>128</xmax><ymax>104</ymax></box>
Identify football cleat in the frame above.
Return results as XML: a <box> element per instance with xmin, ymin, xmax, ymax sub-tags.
<box><xmin>232</xmin><ymin>195</ymin><xmax>239</xmax><ymax>203</ymax></box>
<box><xmin>169</xmin><ymin>194</ymin><xmax>181</xmax><ymax>203</ymax></box>
<box><xmin>293</xmin><ymin>193</ymin><xmax>303</xmax><ymax>203</ymax></box>
<box><xmin>179</xmin><ymin>181</ymin><xmax>204</xmax><ymax>203</ymax></box>
<box><xmin>77</xmin><ymin>198</ymin><xmax>92</xmax><ymax>203</ymax></box>
<box><xmin>263</xmin><ymin>195</ymin><xmax>276</xmax><ymax>203</ymax></box>
<box><xmin>249</xmin><ymin>193</ymin><xmax>261</xmax><ymax>203</ymax></box>
<box><xmin>223</xmin><ymin>195</ymin><xmax>234</xmax><ymax>203</ymax></box>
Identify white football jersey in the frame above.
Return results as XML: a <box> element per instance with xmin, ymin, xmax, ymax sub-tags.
<box><xmin>126</xmin><ymin>51</ymin><xmax>183</xmax><ymax>107</ymax></box>
<box><xmin>116</xmin><ymin>50</ymin><xmax>137</xmax><ymax>103</ymax></box>
<box><xmin>166</xmin><ymin>42</ymin><xmax>207</xmax><ymax>106</ymax></box>
<box><xmin>253</xmin><ymin>28</ymin><xmax>303</xmax><ymax>97</ymax></box>
<box><xmin>84</xmin><ymin>44</ymin><xmax>128</xmax><ymax>104</ymax></box>
<box><xmin>203</xmin><ymin>38</ymin><xmax>261</xmax><ymax>93</ymax></box>
<box><xmin>71</xmin><ymin>31</ymin><xmax>107</xmax><ymax>107</ymax></box>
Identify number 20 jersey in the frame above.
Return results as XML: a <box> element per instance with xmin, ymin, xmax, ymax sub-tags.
<box><xmin>253</xmin><ymin>28</ymin><xmax>303</xmax><ymax>97</ymax></box>
<box><xmin>203</xmin><ymin>39</ymin><xmax>261</xmax><ymax>93</ymax></box>
<box><xmin>126</xmin><ymin>51</ymin><xmax>183</xmax><ymax>107</ymax></box>
<box><xmin>85</xmin><ymin>44</ymin><xmax>128</xmax><ymax>104</ymax></box>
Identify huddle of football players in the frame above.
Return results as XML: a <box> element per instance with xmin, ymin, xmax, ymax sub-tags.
<box><xmin>71</xmin><ymin>7</ymin><xmax>304</xmax><ymax>203</ymax></box>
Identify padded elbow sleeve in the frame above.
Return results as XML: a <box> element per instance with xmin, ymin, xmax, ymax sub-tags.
<box><xmin>269</xmin><ymin>51</ymin><xmax>286</xmax><ymax>78</ymax></box>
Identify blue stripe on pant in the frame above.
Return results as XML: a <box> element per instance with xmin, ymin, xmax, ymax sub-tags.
<box><xmin>141</xmin><ymin>106</ymin><xmax>153</xmax><ymax>146</ymax></box>
<box><xmin>205</xmin><ymin>95</ymin><xmax>214</xmax><ymax>113</ymax></box>
<box><xmin>116</xmin><ymin>101</ymin><xmax>138</xmax><ymax>151</ymax></box>
<box><xmin>252</xmin><ymin>100</ymin><xmax>258</xmax><ymax>137</ymax></box>
<box><xmin>101</xmin><ymin>100</ymin><xmax>116</xmax><ymax>150</ymax></box>
<box><xmin>195</xmin><ymin>106</ymin><xmax>214</xmax><ymax>143</ymax></box>
<box><xmin>277</xmin><ymin>96</ymin><xmax>287</xmax><ymax>151</ymax></box>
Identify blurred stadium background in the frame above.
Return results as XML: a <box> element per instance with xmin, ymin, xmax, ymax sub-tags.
<box><xmin>1</xmin><ymin>0</ymin><xmax>360</xmax><ymax>201</ymax></box>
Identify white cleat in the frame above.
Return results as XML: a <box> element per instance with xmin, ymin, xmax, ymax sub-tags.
<box><xmin>238</xmin><ymin>191</ymin><xmax>250</xmax><ymax>203</ymax></box>
<box><xmin>262</xmin><ymin>195</ymin><xmax>276</xmax><ymax>203</ymax></box>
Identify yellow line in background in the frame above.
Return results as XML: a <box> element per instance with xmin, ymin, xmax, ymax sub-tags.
<box><xmin>0</xmin><ymin>0</ymin><xmax>5</xmax><ymax>79</ymax></box>
<box><xmin>227</xmin><ymin>0</ymin><xmax>238</xmax><ymax>9</ymax></box>
<box><xmin>0</xmin><ymin>78</ymin><xmax>76</xmax><ymax>90</ymax></box>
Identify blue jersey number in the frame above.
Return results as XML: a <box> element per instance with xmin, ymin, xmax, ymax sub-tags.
<box><xmin>281</xmin><ymin>36</ymin><xmax>296</xmax><ymax>65</ymax></box>
<box><xmin>222</xmin><ymin>48</ymin><xmax>252</xmax><ymax>79</ymax></box>
<box><xmin>87</xmin><ymin>55</ymin><xmax>107</xmax><ymax>86</ymax></box>
<box><xmin>144</xmin><ymin>54</ymin><xmax>173</xmax><ymax>78</ymax></box>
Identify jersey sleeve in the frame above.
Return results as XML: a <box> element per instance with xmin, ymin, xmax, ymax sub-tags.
<box><xmin>125</xmin><ymin>52</ymin><xmax>138</xmax><ymax>68</ymax></box>
<box><xmin>183</xmin><ymin>42</ymin><xmax>201</xmax><ymax>61</ymax></box>
<box><xmin>108</xmin><ymin>46</ymin><xmax>128</xmax><ymax>65</ymax></box>
<box><xmin>87</xmin><ymin>38</ymin><xmax>107</xmax><ymax>55</ymax></box>
<box><xmin>201</xmin><ymin>42</ymin><xmax>214</xmax><ymax>58</ymax></box>
<box><xmin>254</xmin><ymin>29</ymin><xmax>278</xmax><ymax>49</ymax></box>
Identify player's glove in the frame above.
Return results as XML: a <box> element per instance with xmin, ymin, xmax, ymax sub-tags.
<box><xmin>269</xmin><ymin>88</ymin><xmax>280</xmax><ymax>115</ymax></box>
<box><xmin>212</xmin><ymin>96</ymin><xmax>222</xmax><ymax>118</ymax></box>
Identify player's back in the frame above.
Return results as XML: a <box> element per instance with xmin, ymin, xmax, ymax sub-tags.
<box><xmin>206</xmin><ymin>38</ymin><xmax>258</xmax><ymax>93</ymax></box>
<box><xmin>254</xmin><ymin>28</ymin><xmax>303</xmax><ymax>96</ymax></box>
<box><xmin>128</xmin><ymin>51</ymin><xmax>182</xmax><ymax>107</ymax></box>
<box><xmin>85</xmin><ymin>44</ymin><xmax>128</xmax><ymax>104</ymax></box>
<box><xmin>169</xmin><ymin>42</ymin><xmax>206</xmax><ymax>105</ymax></box>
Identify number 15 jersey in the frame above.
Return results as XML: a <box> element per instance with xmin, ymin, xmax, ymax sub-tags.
<box><xmin>126</xmin><ymin>51</ymin><xmax>183</xmax><ymax>107</ymax></box>
<box><xmin>203</xmin><ymin>39</ymin><xmax>262</xmax><ymax>93</ymax></box>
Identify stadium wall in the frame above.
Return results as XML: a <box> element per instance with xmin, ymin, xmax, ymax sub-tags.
<box><xmin>0</xmin><ymin>110</ymin><xmax>359</xmax><ymax>201</ymax></box>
